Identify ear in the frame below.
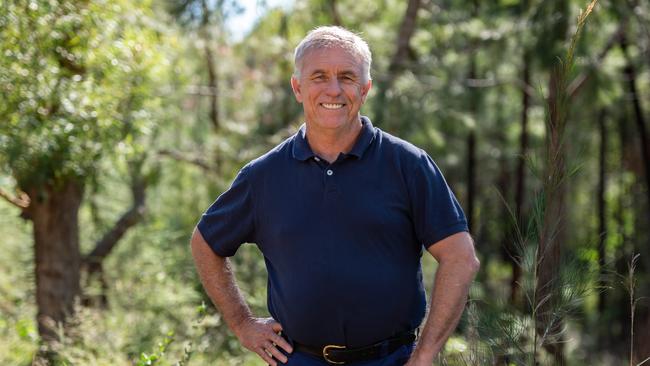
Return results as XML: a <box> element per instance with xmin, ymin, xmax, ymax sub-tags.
<box><xmin>360</xmin><ymin>79</ymin><xmax>372</xmax><ymax>104</ymax></box>
<box><xmin>290</xmin><ymin>76</ymin><xmax>303</xmax><ymax>103</ymax></box>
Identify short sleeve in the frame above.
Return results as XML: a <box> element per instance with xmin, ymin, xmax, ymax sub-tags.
<box><xmin>197</xmin><ymin>165</ymin><xmax>256</xmax><ymax>257</ymax></box>
<box><xmin>407</xmin><ymin>152</ymin><xmax>468</xmax><ymax>248</ymax></box>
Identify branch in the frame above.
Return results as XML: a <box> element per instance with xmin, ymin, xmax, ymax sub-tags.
<box><xmin>328</xmin><ymin>0</ymin><xmax>343</xmax><ymax>26</ymax></box>
<box><xmin>0</xmin><ymin>187</ymin><xmax>30</xmax><ymax>210</ymax></box>
<box><xmin>388</xmin><ymin>0</ymin><xmax>422</xmax><ymax>75</ymax></box>
<box><xmin>373</xmin><ymin>0</ymin><xmax>422</xmax><ymax>123</ymax></box>
<box><xmin>567</xmin><ymin>24</ymin><xmax>624</xmax><ymax>98</ymax></box>
<box><xmin>83</xmin><ymin>168</ymin><xmax>147</xmax><ymax>272</ymax></box>
<box><xmin>157</xmin><ymin>148</ymin><xmax>213</xmax><ymax>172</ymax></box>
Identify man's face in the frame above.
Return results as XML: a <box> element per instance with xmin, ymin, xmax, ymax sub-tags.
<box><xmin>291</xmin><ymin>47</ymin><xmax>372</xmax><ymax>131</ymax></box>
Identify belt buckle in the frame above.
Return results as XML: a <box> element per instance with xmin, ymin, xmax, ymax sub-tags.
<box><xmin>322</xmin><ymin>344</ymin><xmax>346</xmax><ymax>364</ymax></box>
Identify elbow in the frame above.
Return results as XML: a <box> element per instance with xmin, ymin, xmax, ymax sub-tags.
<box><xmin>465</xmin><ymin>235</ymin><xmax>480</xmax><ymax>276</ymax></box>
<box><xmin>469</xmin><ymin>255</ymin><xmax>480</xmax><ymax>276</ymax></box>
<box><xmin>458</xmin><ymin>243</ymin><xmax>480</xmax><ymax>277</ymax></box>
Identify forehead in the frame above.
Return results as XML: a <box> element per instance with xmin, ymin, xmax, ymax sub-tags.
<box><xmin>300</xmin><ymin>47</ymin><xmax>364</xmax><ymax>75</ymax></box>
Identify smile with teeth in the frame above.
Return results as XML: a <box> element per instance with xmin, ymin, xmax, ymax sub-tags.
<box><xmin>321</xmin><ymin>103</ymin><xmax>345</xmax><ymax>109</ymax></box>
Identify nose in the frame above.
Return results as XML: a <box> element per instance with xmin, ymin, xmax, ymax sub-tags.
<box><xmin>324</xmin><ymin>78</ymin><xmax>342</xmax><ymax>96</ymax></box>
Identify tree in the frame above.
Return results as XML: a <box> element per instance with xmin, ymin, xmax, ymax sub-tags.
<box><xmin>0</xmin><ymin>0</ymin><xmax>177</xmax><ymax>354</ymax></box>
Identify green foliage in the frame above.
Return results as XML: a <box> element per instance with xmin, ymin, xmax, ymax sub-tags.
<box><xmin>0</xmin><ymin>206</ymin><xmax>37</xmax><ymax>366</ymax></box>
<box><xmin>0</xmin><ymin>0</ymin><xmax>177</xmax><ymax>190</ymax></box>
<box><xmin>0</xmin><ymin>0</ymin><xmax>648</xmax><ymax>364</ymax></box>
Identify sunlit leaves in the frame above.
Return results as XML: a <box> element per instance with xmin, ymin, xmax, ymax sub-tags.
<box><xmin>0</xmin><ymin>0</ymin><xmax>178</xmax><ymax>190</ymax></box>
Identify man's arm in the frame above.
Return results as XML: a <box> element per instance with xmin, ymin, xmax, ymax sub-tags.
<box><xmin>406</xmin><ymin>231</ymin><xmax>480</xmax><ymax>365</ymax></box>
<box><xmin>190</xmin><ymin>228</ymin><xmax>293</xmax><ymax>365</ymax></box>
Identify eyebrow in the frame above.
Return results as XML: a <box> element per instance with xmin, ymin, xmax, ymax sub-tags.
<box><xmin>309</xmin><ymin>69</ymin><xmax>359</xmax><ymax>78</ymax></box>
<box><xmin>310</xmin><ymin>70</ymin><xmax>327</xmax><ymax>77</ymax></box>
<box><xmin>339</xmin><ymin>71</ymin><xmax>358</xmax><ymax>79</ymax></box>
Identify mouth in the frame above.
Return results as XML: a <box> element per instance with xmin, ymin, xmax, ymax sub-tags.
<box><xmin>321</xmin><ymin>103</ymin><xmax>345</xmax><ymax>110</ymax></box>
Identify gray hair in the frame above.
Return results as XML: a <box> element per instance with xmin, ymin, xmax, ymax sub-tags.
<box><xmin>293</xmin><ymin>26</ymin><xmax>372</xmax><ymax>82</ymax></box>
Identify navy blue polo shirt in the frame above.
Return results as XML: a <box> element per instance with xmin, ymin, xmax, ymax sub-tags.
<box><xmin>197</xmin><ymin>116</ymin><xmax>467</xmax><ymax>348</ymax></box>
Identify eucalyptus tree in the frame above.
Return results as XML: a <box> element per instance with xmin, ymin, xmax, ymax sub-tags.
<box><xmin>0</xmin><ymin>0</ymin><xmax>178</xmax><ymax>351</ymax></box>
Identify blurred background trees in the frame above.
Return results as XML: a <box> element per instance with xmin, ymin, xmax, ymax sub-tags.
<box><xmin>0</xmin><ymin>0</ymin><xmax>648</xmax><ymax>364</ymax></box>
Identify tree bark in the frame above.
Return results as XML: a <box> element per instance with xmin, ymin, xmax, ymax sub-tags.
<box><xmin>634</xmin><ymin>307</ymin><xmax>650</xmax><ymax>364</ymax></box>
<box><xmin>327</xmin><ymin>0</ymin><xmax>342</xmax><ymax>26</ymax></box>
<box><xmin>372</xmin><ymin>0</ymin><xmax>422</xmax><ymax>125</ymax></box>
<box><xmin>466</xmin><ymin>132</ymin><xmax>476</xmax><ymax>232</ymax></box>
<box><xmin>388</xmin><ymin>0</ymin><xmax>421</xmax><ymax>75</ymax></box>
<box><xmin>515</xmin><ymin>54</ymin><xmax>530</xmax><ymax>226</ymax></box>
<box><xmin>597</xmin><ymin>109</ymin><xmax>608</xmax><ymax>316</ymax></box>
<box><xmin>510</xmin><ymin>51</ymin><xmax>531</xmax><ymax>307</ymax></box>
<box><xmin>466</xmin><ymin>55</ymin><xmax>478</xmax><ymax>233</ymax></box>
<box><xmin>610</xmin><ymin>108</ymin><xmax>634</xmax><ymax>354</ymax></box>
<box><xmin>535</xmin><ymin>69</ymin><xmax>566</xmax><ymax>365</ymax></box>
<box><xmin>620</xmin><ymin>32</ymin><xmax>650</xmax><ymax>211</ymax></box>
<box><xmin>201</xmin><ymin>0</ymin><xmax>219</xmax><ymax>131</ymax></box>
<box><xmin>25</xmin><ymin>181</ymin><xmax>84</xmax><ymax>343</ymax></box>
<box><xmin>620</xmin><ymin>29</ymin><xmax>650</xmax><ymax>364</ymax></box>
<box><xmin>204</xmin><ymin>42</ymin><xmax>219</xmax><ymax>131</ymax></box>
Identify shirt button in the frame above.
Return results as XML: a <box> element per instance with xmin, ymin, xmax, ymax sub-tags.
<box><xmin>326</xmin><ymin>169</ymin><xmax>333</xmax><ymax>176</ymax></box>
<box><xmin>314</xmin><ymin>157</ymin><xmax>320</xmax><ymax>162</ymax></box>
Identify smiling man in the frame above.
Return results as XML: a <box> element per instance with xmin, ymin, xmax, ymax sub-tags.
<box><xmin>191</xmin><ymin>26</ymin><xmax>479</xmax><ymax>366</ymax></box>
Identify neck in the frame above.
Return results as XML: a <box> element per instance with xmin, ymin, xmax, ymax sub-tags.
<box><xmin>305</xmin><ymin>116</ymin><xmax>363</xmax><ymax>163</ymax></box>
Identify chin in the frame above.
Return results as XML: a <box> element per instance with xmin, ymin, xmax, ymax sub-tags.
<box><xmin>323</xmin><ymin>115</ymin><xmax>355</xmax><ymax>126</ymax></box>
<box><xmin>310</xmin><ymin>117</ymin><xmax>342</xmax><ymax>128</ymax></box>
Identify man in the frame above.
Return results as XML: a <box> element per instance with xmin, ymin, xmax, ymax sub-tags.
<box><xmin>191</xmin><ymin>26</ymin><xmax>479</xmax><ymax>365</ymax></box>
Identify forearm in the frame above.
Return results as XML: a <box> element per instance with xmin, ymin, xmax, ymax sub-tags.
<box><xmin>190</xmin><ymin>229</ymin><xmax>292</xmax><ymax>365</ymax></box>
<box><xmin>190</xmin><ymin>229</ymin><xmax>252</xmax><ymax>336</ymax></box>
<box><xmin>410</xmin><ymin>259</ymin><xmax>477</xmax><ymax>363</ymax></box>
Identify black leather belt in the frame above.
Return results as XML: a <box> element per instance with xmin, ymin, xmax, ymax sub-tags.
<box><xmin>291</xmin><ymin>331</ymin><xmax>417</xmax><ymax>364</ymax></box>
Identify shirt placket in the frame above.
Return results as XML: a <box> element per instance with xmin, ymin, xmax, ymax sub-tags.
<box><xmin>313</xmin><ymin>155</ymin><xmax>343</xmax><ymax>198</ymax></box>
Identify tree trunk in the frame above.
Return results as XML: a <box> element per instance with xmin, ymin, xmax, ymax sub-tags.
<box><xmin>620</xmin><ymin>32</ymin><xmax>650</xmax><ymax>210</ymax></box>
<box><xmin>327</xmin><ymin>0</ymin><xmax>342</xmax><ymax>26</ymax></box>
<box><xmin>466</xmin><ymin>131</ymin><xmax>476</xmax><ymax>233</ymax></box>
<box><xmin>620</xmin><ymin>30</ymin><xmax>650</xmax><ymax>364</ymax></box>
<box><xmin>515</xmin><ymin>54</ymin><xmax>530</xmax><ymax>226</ymax></box>
<box><xmin>204</xmin><ymin>42</ymin><xmax>219</xmax><ymax>131</ymax></box>
<box><xmin>466</xmin><ymin>53</ymin><xmax>479</xmax><ymax>233</ymax></box>
<box><xmin>510</xmin><ymin>51</ymin><xmax>531</xmax><ymax>307</ymax></box>
<box><xmin>597</xmin><ymin>109</ymin><xmax>607</xmax><ymax>316</ymax></box>
<box><xmin>372</xmin><ymin>0</ymin><xmax>421</xmax><ymax>125</ymax></box>
<box><xmin>535</xmin><ymin>69</ymin><xmax>566</xmax><ymax>365</ymax></box>
<box><xmin>634</xmin><ymin>306</ymin><xmax>650</xmax><ymax>364</ymax></box>
<box><xmin>610</xmin><ymin>108</ymin><xmax>634</xmax><ymax>354</ymax></box>
<box><xmin>201</xmin><ymin>0</ymin><xmax>219</xmax><ymax>131</ymax></box>
<box><xmin>26</xmin><ymin>181</ymin><xmax>84</xmax><ymax>343</ymax></box>
<box><xmin>387</xmin><ymin>0</ymin><xmax>421</xmax><ymax>74</ymax></box>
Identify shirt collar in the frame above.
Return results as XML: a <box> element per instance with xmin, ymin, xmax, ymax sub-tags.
<box><xmin>291</xmin><ymin>124</ymin><xmax>315</xmax><ymax>161</ymax></box>
<box><xmin>348</xmin><ymin>116</ymin><xmax>376</xmax><ymax>159</ymax></box>
<box><xmin>291</xmin><ymin>116</ymin><xmax>376</xmax><ymax>161</ymax></box>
